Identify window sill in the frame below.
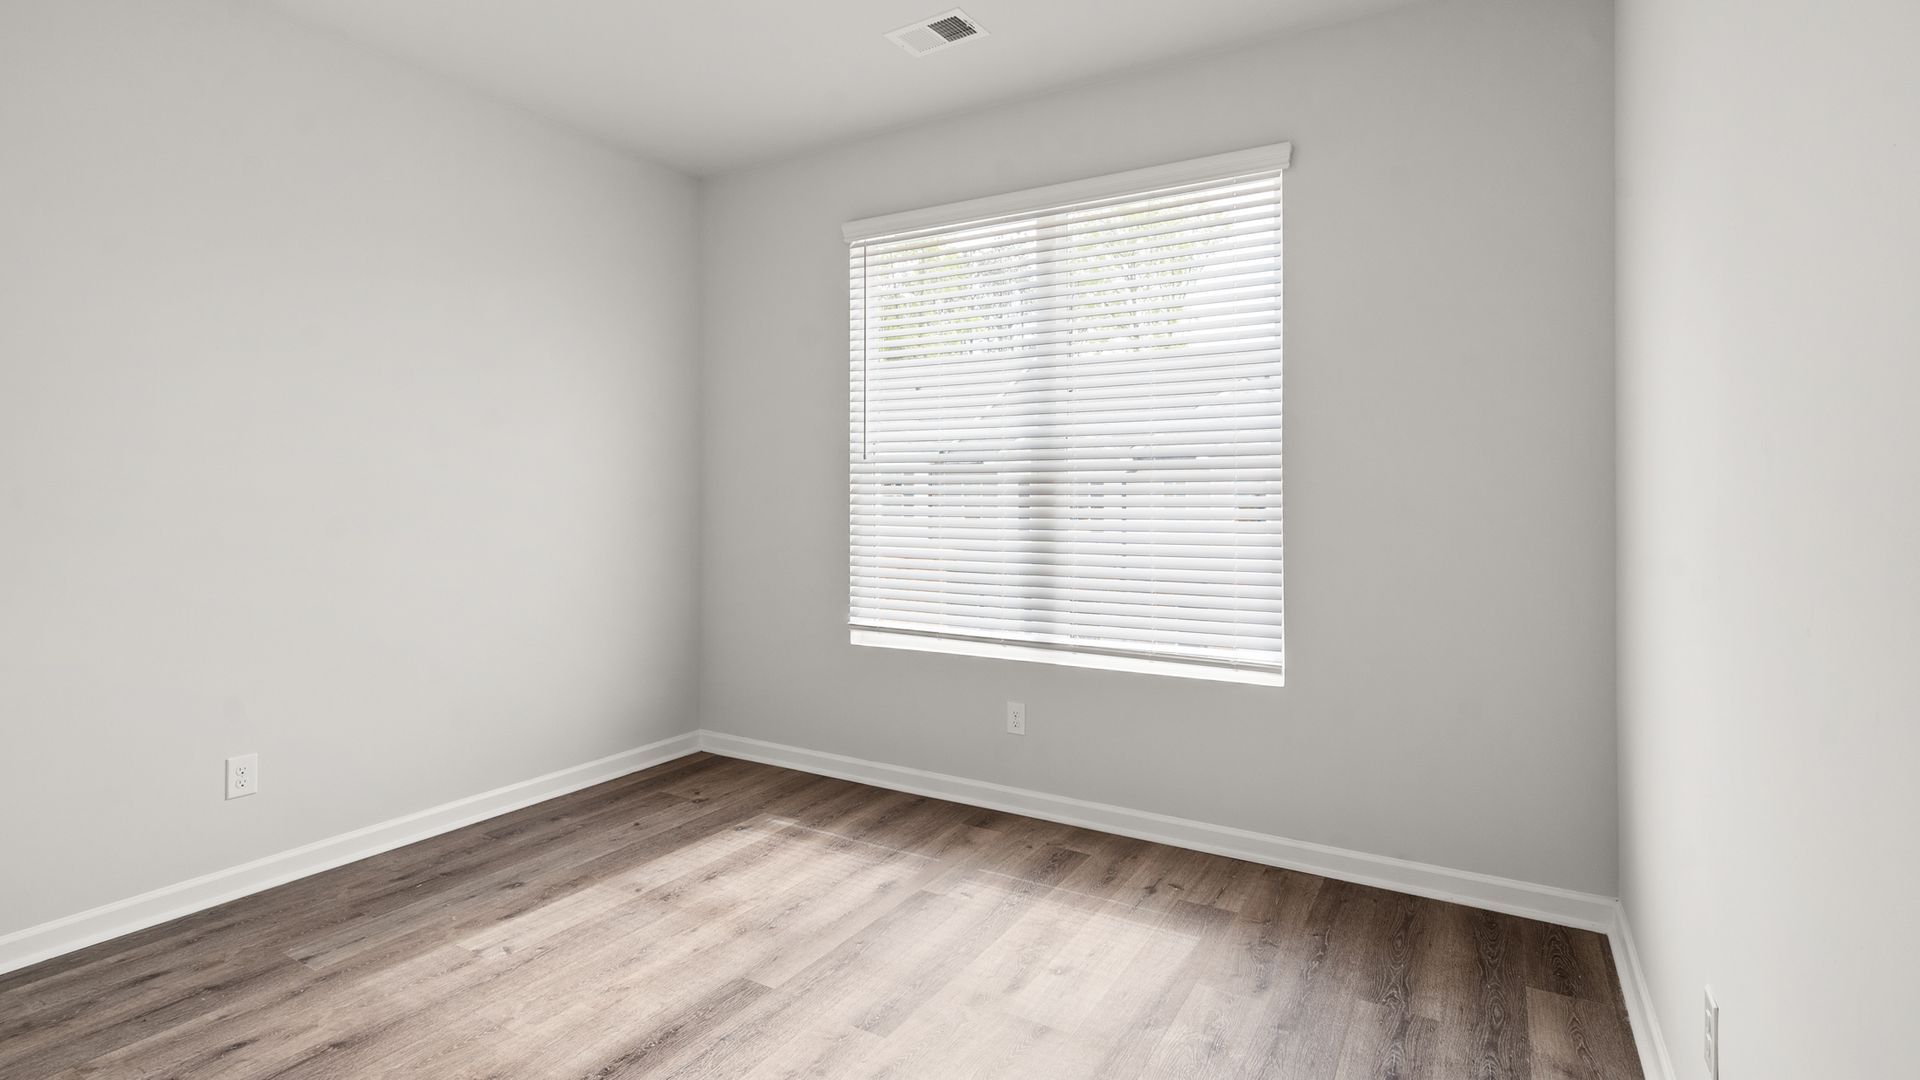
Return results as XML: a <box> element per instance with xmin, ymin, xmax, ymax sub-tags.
<box><xmin>849</xmin><ymin>628</ymin><xmax>1285</xmax><ymax>688</ymax></box>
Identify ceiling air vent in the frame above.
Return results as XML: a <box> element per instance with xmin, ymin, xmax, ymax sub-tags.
<box><xmin>886</xmin><ymin>9</ymin><xmax>988</xmax><ymax>57</ymax></box>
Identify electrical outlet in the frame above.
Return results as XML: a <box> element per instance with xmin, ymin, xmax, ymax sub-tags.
<box><xmin>1704</xmin><ymin>987</ymin><xmax>1719</xmax><ymax>1079</ymax></box>
<box><xmin>1006</xmin><ymin>701</ymin><xmax>1026</xmax><ymax>735</ymax></box>
<box><xmin>225</xmin><ymin>753</ymin><xmax>259</xmax><ymax>800</ymax></box>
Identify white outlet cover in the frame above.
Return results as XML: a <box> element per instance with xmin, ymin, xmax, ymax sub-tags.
<box><xmin>225</xmin><ymin>753</ymin><xmax>259</xmax><ymax>800</ymax></box>
<box><xmin>1006</xmin><ymin>701</ymin><xmax>1026</xmax><ymax>735</ymax></box>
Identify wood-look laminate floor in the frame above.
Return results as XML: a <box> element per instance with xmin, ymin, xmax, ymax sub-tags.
<box><xmin>0</xmin><ymin>753</ymin><xmax>1643</xmax><ymax>1079</ymax></box>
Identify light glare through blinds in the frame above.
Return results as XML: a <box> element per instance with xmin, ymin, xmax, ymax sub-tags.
<box><xmin>848</xmin><ymin>149</ymin><xmax>1286</xmax><ymax>681</ymax></box>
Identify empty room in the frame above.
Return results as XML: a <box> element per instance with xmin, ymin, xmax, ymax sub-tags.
<box><xmin>1</xmin><ymin>0</ymin><xmax>1913</xmax><ymax>1077</ymax></box>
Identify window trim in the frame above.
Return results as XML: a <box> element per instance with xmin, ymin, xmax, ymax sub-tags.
<box><xmin>846</xmin><ymin>143</ymin><xmax>1291</xmax><ymax>687</ymax></box>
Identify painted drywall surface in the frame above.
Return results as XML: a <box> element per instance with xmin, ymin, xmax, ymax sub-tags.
<box><xmin>700</xmin><ymin>0</ymin><xmax>1617</xmax><ymax>894</ymax></box>
<box><xmin>1617</xmin><ymin>0</ymin><xmax>1920</xmax><ymax>1075</ymax></box>
<box><xmin>0</xmin><ymin>0</ymin><xmax>699</xmax><ymax>936</ymax></box>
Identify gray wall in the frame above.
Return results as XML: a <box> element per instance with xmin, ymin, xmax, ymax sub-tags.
<box><xmin>0</xmin><ymin>0</ymin><xmax>701</xmax><ymax>937</ymax></box>
<box><xmin>1617</xmin><ymin>0</ymin><xmax>1920</xmax><ymax>1075</ymax></box>
<box><xmin>701</xmin><ymin>0</ymin><xmax>1618</xmax><ymax>894</ymax></box>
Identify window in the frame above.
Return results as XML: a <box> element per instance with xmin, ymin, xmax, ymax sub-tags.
<box><xmin>847</xmin><ymin>144</ymin><xmax>1288</xmax><ymax>686</ymax></box>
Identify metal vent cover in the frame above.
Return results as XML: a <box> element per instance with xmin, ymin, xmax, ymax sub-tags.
<box><xmin>886</xmin><ymin>9</ymin><xmax>988</xmax><ymax>57</ymax></box>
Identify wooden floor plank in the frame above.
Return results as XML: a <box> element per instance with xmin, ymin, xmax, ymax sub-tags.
<box><xmin>0</xmin><ymin>757</ymin><xmax>1644</xmax><ymax>1080</ymax></box>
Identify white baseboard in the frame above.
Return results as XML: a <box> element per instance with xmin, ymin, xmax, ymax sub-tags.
<box><xmin>696</xmin><ymin>730</ymin><xmax>1618</xmax><ymax>933</ymax></box>
<box><xmin>2</xmin><ymin>722</ymin><xmax>1671</xmax><ymax>1080</ymax></box>
<box><xmin>1609</xmin><ymin>901</ymin><xmax>1677</xmax><ymax>1080</ymax></box>
<box><xmin>0</xmin><ymin>731</ymin><xmax>702</xmax><ymax>977</ymax></box>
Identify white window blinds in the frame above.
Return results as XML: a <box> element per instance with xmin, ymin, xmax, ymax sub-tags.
<box><xmin>847</xmin><ymin>144</ymin><xmax>1288</xmax><ymax>684</ymax></box>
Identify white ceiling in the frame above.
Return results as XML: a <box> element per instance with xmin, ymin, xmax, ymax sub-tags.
<box><xmin>264</xmin><ymin>0</ymin><xmax>1421</xmax><ymax>176</ymax></box>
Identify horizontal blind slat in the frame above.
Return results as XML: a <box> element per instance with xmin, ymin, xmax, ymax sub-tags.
<box><xmin>855</xmin><ymin>377</ymin><xmax>1283</xmax><ymax>414</ymax></box>
<box><xmin>852</xmin><ymin>554</ymin><xmax>1286</xmax><ymax>583</ymax></box>
<box><xmin>850</xmin><ymin>599</ymin><xmax>1287</xmax><ymax>635</ymax></box>
<box><xmin>852</xmin><ymin>577</ymin><xmax>1285</xmax><ymax>602</ymax></box>
<box><xmin>856</xmin><ymin>195</ymin><xmax>1280</xmax><ymax>273</ymax></box>
<box><xmin>856</xmin><ymin>344</ymin><xmax>1285</xmax><ymax>391</ymax></box>
<box><xmin>855</xmin><ymin>441</ymin><xmax>1285</xmax><ymax>464</ymax></box>
<box><xmin>862</xmin><ymin>295</ymin><xmax>1283</xmax><ymax>352</ymax></box>
<box><xmin>860</xmin><ymin>232</ymin><xmax>1282</xmax><ymax>310</ymax></box>
<box><xmin>849</xmin><ymin>612</ymin><xmax>1283</xmax><ymax>651</ymax></box>
<box><xmin>851</xmin><ymin>458</ymin><xmax>1284</xmax><ymax>476</ymax></box>
<box><xmin>850</xmin><ymin>267</ymin><xmax>1283</xmax><ymax>333</ymax></box>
